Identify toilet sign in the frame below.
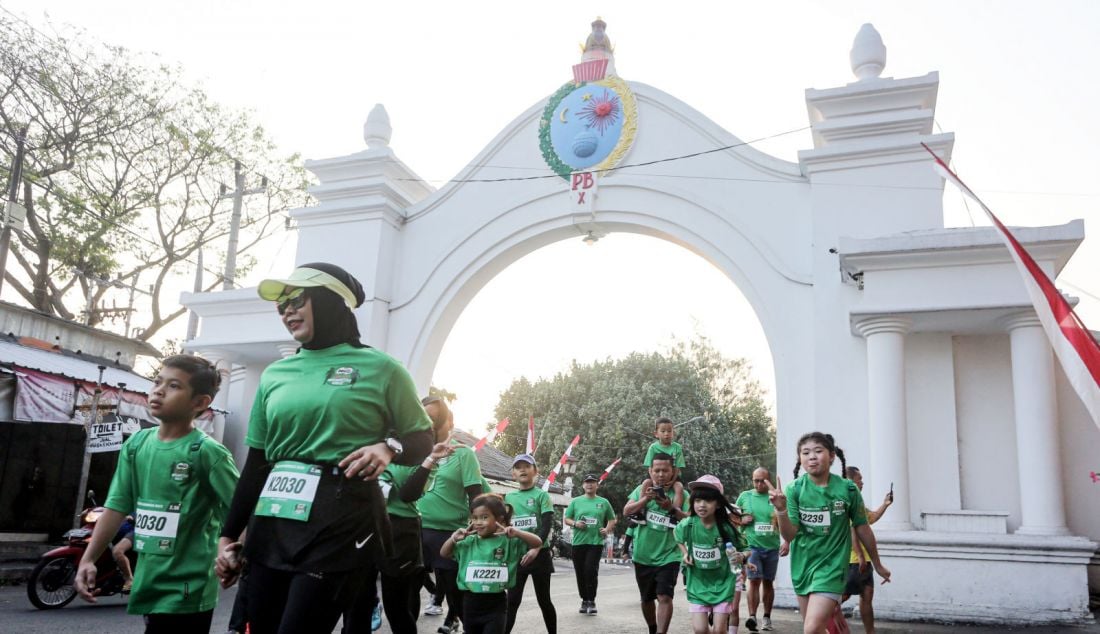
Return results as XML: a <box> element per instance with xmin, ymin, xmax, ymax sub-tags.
<box><xmin>570</xmin><ymin>172</ymin><xmax>598</xmax><ymax>212</ymax></box>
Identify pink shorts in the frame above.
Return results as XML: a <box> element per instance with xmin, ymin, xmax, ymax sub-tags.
<box><xmin>689</xmin><ymin>601</ymin><xmax>732</xmax><ymax>614</ymax></box>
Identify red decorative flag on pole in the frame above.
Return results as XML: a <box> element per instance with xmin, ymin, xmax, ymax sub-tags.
<box><xmin>526</xmin><ymin>415</ymin><xmax>536</xmax><ymax>454</ymax></box>
<box><xmin>599</xmin><ymin>457</ymin><xmax>622</xmax><ymax>483</ymax></box>
<box><xmin>542</xmin><ymin>435</ymin><xmax>581</xmax><ymax>491</ymax></box>
<box><xmin>924</xmin><ymin>143</ymin><xmax>1100</xmax><ymax>428</ymax></box>
<box><xmin>473</xmin><ymin>418</ymin><xmax>510</xmax><ymax>452</ymax></box>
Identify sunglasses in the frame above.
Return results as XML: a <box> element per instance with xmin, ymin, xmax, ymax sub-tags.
<box><xmin>276</xmin><ymin>288</ymin><xmax>307</xmax><ymax>315</ymax></box>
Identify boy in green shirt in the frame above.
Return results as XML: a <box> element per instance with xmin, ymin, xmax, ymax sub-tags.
<box><xmin>75</xmin><ymin>355</ymin><xmax>239</xmax><ymax>633</ymax></box>
<box><xmin>632</xmin><ymin>417</ymin><xmax>687</xmax><ymax>529</ymax></box>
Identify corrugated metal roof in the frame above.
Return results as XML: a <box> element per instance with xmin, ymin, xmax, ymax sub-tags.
<box><xmin>453</xmin><ymin>429</ymin><xmax>563</xmax><ymax>493</ymax></box>
<box><xmin>0</xmin><ymin>339</ymin><xmax>152</xmax><ymax>392</ymax></box>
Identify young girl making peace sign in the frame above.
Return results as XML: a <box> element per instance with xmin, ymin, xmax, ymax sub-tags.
<box><xmin>441</xmin><ymin>494</ymin><xmax>544</xmax><ymax>633</ymax></box>
<box><xmin>770</xmin><ymin>432</ymin><xmax>891</xmax><ymax>633</ymax></box>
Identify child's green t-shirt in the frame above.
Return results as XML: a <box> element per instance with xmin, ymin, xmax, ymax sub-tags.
<box><xmin>643</xmin><ymin>440</ymin><xmax>686</xmax><ymax>468</ymax></box>
<box><xmin>453</xmin><ymin>533</ymin><xmax>527</xmax><ymax>593</ymax></box>
<box><xmin>674</xmin><ymin>517</ymin><xmax>735</xmax><ymax>606</ymax></box>
<box><xmin>104</xmin><ymin>428</ymin><xmax>239</xmax><ymax>615</ymax></box>
<box><xmin>785</xmin><ymin>473</ymin><xmax>868</xmax><ymax>595</ymax></box>
<box><xmin>505</xmin><ymin>487</ymin><xmax>554</xmax><ymax>548</ymax></box>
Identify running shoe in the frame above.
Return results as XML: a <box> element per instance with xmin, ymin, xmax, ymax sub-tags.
<box><xmin>424</xmin><ymin>603</ymin><xmax>444</xmax><ymax>616</ymax></box>
<box><xmin>579</xmin><ymin>600</ymin><xmax>589</xmax><ymax>613</ymax></box>
<box><xmin>745</xmin><ymin>615</ymin><xmax>758</xmax><ymax>631</ymax></box>
<box><xmin>437</xmin><ymin>619</ymin><xmax>459</xmax><ymax>634</ymax></box>
<box><xmin>587</xmin><ymin>600</ymin><xmax>598</xmax><ymax>615</ymax></box>
<box><xmin>371</xmin><ymin>603</ymin><xmax>383</xmax><ymax>631</ymax></box>
<box><xmin>761</xmin><ymin>615</ymin><xmax>773</xmax><ymax>631</ymax></box>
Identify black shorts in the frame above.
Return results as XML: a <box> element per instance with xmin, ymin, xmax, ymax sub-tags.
<box><xmin>634</xmin><ymin>561</ymin><xmax>680</xmax><ymax>602</ymax></box>
<box><xmin>845</xmin><ymin>562</ymin><xmax>874</xmax><ymax>596</ymax></box>
<box><xmin>421</xmin><ymin>528</ymin><xmax>459</xmax><ymax>571</ymax></box>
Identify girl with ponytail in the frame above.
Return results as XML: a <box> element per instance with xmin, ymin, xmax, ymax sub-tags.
<box><xmin>768</xmin><ymin>432</ymin><xmax>891</xmax><ymax>633</ymax></box>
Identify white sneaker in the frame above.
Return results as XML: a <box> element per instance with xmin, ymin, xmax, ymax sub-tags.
<box><xmin>424</xmin><ymin>603</ymin><xmax>444</xmax><ymax>616</ymax></box>
<box><xmin>761</xmin><ymin>616</ymin><xmax>773</xmax><ymax>631</ymax></box>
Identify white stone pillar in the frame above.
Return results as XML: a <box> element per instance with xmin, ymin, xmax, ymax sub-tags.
<box><xmin>1003</xmin><ymin>312</ymin><xmax>1069</xmax><ymax>536</ymax></box>
<box><xmin>196</xmin><ymin>350</ymin><xmax>232</xmax><ymax>443</ymax></box>
<box><xmin>855</xmin><ymin>317</ymin><xmax>913</xmax><ymax>530</ymax></box>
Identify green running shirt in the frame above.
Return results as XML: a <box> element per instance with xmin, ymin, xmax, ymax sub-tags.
<box><xmin>643</xmin><ymin>441</ymin><xmax>686</xmax><ymax>467</ymax></box>
<box><xmin>418</xmin><ymin>443</ymin><xmax>485</xmax><ymax>531</ymax></box>
<box><xmin>104</xmin><ymin>428</ymin><xmax>239</xmax><ymax>615</ymax></box>
<box><xmin>453</xmin><ymin>533</ymin><xmax>527</xmax><ymax>593</ymax></box>
<box><xmin>735</xmin><ymin>490</ymin><xmax>781</xmax><ymax>550</ymax></box>
<box><xmin>564</xmin><ymin>495</ymin><xmax>615</xmax><ymax>546</ymax></box>
<box><xmin>674</xmin><ymin>517</ymin><xmax>734</xmax><ymax>606</ymax></box>
<box><xmin>246</xmin><ymin>344</ymin><xmax>431</xmax><ymax>464</ymax></box>
<box><xmin>785</xmin><ymin>473</ymin><xmax>868</xmax><ymax>595</ymax></box>
<box><xmin>627</xmin><ymin>484</ymin><xmax>691</xmax><ymax>566</ymax></box>
<box><xmin>505</xmin><ymin>487</ymin><xmax>553</xmax><ymax>548</ymax></box>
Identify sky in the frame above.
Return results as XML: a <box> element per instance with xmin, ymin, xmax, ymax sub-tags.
<box><xmin>3</xmin><ymin>1</ymin><xmax>1098</xmax><ymax>433</ymax></box>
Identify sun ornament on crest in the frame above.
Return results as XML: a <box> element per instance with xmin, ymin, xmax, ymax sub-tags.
<box><xmin>579</xmin><ymin>90</ymin><xmax>622</xmax><ymax>135</ymax></box>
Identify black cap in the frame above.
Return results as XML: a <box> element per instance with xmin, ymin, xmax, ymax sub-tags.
<box><xmin>582</xmin><ymin>473</ymin><xmax>600</xmax><ymax>483</ymax></box>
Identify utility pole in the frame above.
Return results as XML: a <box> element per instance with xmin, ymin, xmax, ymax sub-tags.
<box><xmin>186</xmin><ymin>248</ymin><xmax>203</xmax><ymax>340</ymax></box>
<box><xmin>0</xmin><ymin>125</ymin><xmax>29</xmax><ymax>296</ymax></box>
<box><xmin>73</xmin><ymin>269</ymin><xmax>150</xmax><ymax>330</ymax></box>
<box><xmin>221</xmin><ymin>161</ymin><xmax>267</xmax><ymax>290</ymax></box>
<box><xmin>73</xmin><ymin>365</ymin><xmax>107</xmax><ymax>528</ymax></box>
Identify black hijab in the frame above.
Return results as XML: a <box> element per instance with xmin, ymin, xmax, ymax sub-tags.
<box><xmin>296</xmin><ymin>262</ymin><xmax>368</xmax><ymax>350</ymax></box>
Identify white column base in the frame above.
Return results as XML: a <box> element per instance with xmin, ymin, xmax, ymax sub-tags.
<box><xmin>1015</xmin><ymin>525</ymin><xmax>1071</xmax><ymax>537</ymax></box>
<box><xmin>773</xmin><ymin>530</ymin><xmax>1096</xmax><ymax>624</ymax></box>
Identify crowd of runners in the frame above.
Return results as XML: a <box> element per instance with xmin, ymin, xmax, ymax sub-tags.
<box><xmin>71</xmin><ymin>262</ymin><xmax>893</xmax><ymax>634</ymax></box>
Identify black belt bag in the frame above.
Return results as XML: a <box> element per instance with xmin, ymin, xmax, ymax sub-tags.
<box><xmin>246</xmin><ymin>465</ymin><xmax>393</xmax><ymax>573</ymax></box>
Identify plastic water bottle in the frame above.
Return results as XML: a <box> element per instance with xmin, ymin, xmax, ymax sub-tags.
<box><xmin>725</xmin><ymin>542</ymin><xmax>738</xmax><ymax>568</ymax></box>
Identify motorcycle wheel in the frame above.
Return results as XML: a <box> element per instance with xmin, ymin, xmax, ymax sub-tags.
<box><xmin>26</xmin><ymin>555</ymin><xmax>78</xmax><ymax>609</ymax></box>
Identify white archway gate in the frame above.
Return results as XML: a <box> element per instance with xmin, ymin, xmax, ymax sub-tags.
<box><xmin>186</xmin><ymin>23</ymin><xmax>1098</xmax><ymax>624</ymax></box>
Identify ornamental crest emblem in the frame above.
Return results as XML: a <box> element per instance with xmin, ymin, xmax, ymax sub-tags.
<box><xmin>539</xmin><ymin>18</ymin><xmax>637</xmax><ymax>180</ymax></box>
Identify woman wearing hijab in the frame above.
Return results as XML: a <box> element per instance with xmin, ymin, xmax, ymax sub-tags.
<box><xmin>216</xmin><ymin>262</ymin><xmax>434</xmax><ymax>633</ymax></box>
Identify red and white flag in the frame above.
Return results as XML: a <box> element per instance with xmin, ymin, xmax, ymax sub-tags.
<box><xmin>526</xmin><ymin>416</ymin><xmax>536</xmax><ymax>454</ymax></box>
<box><xmin>473</xmin><ymin>418</ymin><xmax>510</xmax><ymax>452</ymax></box>
<box><xmin>599</xmin><ymin>457</ymin><xmax>622</xmax><ymax>483</ymax></box>
<box><xmin>924</xmin><ymin>144</ymin><xmax>1100</xmax><ymax>428</ymax></box>
<box><xmin>542</xmin><ymin>435</ymin><xmax>581</xmax><ymax>491</ymax></box>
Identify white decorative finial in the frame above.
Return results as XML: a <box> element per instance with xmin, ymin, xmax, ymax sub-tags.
<box><xmin>850</xmin><ymin>23</ymin><xmax>887</xmax><ymax>80</ymax></box>
<box><xmin>363</xmin><ymin>103</ymin><xmax>392</xmax><ymax>148</ymax></box>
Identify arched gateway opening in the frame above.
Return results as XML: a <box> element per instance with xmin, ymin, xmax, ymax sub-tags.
<box><xmin>430</xmin><ymin>233</ymin><xmax>777</xmax><ymax>432</ymax></box>
<box><xmin>185</xmin><ymin>21</ymin><xmax>1097</xmax><ymax>625</ymax></box>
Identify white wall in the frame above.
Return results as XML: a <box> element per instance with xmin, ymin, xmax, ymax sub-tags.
<box><xmin>953</xmin><ymin>334</ymin><xmax>1022</xmax><ymax>530</ymax></box>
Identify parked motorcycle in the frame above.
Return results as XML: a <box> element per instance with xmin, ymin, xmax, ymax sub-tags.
<box><xmin>26</xmin><ymin>491</ymin><xmax>134</xmax><ymax>610</ymax></box>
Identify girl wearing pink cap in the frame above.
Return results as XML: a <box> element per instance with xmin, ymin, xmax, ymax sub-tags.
<box><xmin>675</xmin><ymin>475</ymin><xmax>754</xmax><ymax>634</ymax></box>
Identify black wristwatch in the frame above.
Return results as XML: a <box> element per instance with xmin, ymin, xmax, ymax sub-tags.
<box><xmin>385</xmin><ymin>437</ymin><xmax>404</xmax><ymax>457</ymax></box>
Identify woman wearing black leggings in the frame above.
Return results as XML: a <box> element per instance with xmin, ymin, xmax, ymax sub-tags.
<box><xmin>215</xmin><ymin>263</ymin><xmax>434</xmax><ymax>633</ymax></box>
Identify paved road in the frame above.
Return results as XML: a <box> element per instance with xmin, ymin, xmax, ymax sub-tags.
<box><xmin>3</xmin><ymin>559</ymin><xmax>1097</xmax><ymax>632</ymax></box>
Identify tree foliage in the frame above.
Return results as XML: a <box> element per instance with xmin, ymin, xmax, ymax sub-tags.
<box><xmin>0</xmin><ymin>16</ymin><xmax>310</xmax><ymax>340</ymax></box>
<box><xmin>492</xmin><ymin>336</ymin><xmax>775</xmax><ymax>528</ymax></box>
